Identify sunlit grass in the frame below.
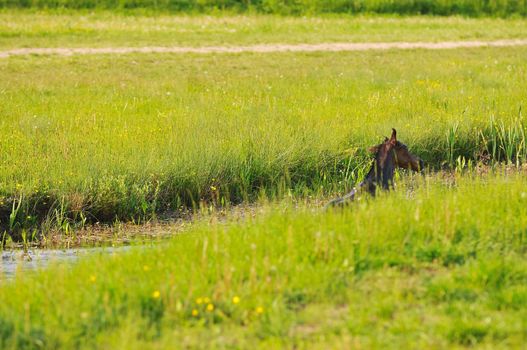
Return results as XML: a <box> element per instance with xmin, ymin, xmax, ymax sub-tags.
<box><xmin>1</xmin><ymin>172</ymin><xmax>526</xmax><ymax>348</ymax></box>
<box><xmin>1</xmin><ymin>15</ymin><xmax>526</xmax><ymax>242</ymax></box>
<box><xmin>1</xmin><ymin>45</ymin><xmax>526</xmax><ymax>236</ymax></box>
<box><xmin>1</xmin><ymin>11</ymin><xmax>527</xmax><ymax>49</ymax></box>
<box><xmin>1</xmin><ymin>12</ymin><xmax>526</xmax><ymax>349</ymax></box>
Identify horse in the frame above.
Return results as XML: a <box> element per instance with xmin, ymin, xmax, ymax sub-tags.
<box><xmin>325</xmin><ymin>129</ymin><xmax>424</xmax><ymax>208</ymax></box>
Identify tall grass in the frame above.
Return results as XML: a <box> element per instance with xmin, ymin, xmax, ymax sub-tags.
<box><xmin>1</xmin><ymin>172</ymin><xmax>526</xmax><ymax>348</ymax></box>
<box><xmin>1</xmin><ymin>0</ymin><xmax>526</xmax><ymax>17</ymax></box>
<box><xmin>1</xmin><ymin>46</ymin><xmax>526</xmax><ymax>239</ymax></box>
<box><xmin>481</xmin><ymin>115</ymin><xmax>527</xmax><ymax>165</ymax></box>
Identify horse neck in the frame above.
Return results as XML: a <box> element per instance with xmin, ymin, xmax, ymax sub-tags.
<box><xmin>363</xmin><ymin>152</ymin><xmax>395</xmax><ymax>189</ymax></box>
<box><xmin>380</xmin><ymin>153</ymin><xmax>396</xmax><ymax>189</ymax></box>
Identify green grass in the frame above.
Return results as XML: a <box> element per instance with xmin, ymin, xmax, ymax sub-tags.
<box><xmin>1</xmin><ymin>11</ymin><xmax>527</xmax><ymax>49</ymax></box>
<box><xmin>2</xmin><ymin>12</ymin><xmax>527</xmax><ymax>349</ymax></box>
<box><xmin>1</xmin><ymin>42</ymin><xmax>527</xmax><ymax>238</ymax></box>
<box><xmin>1</xmin><ymin>172</ymin><xmax>527</xmax><ymax>349</ymax></box>
<box><xmin>1</xmin><ymin>0</ymin><xmax>527</xmax><ymax>17</ymax></box>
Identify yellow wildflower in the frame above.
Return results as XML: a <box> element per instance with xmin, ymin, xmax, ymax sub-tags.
<box><xmin>192</xmin><ymin>309</ymin><xmax>199</xmax><ymax>317</ymax></box>
<box><xmin>256</xmin><ymin>306</ymin><xmax>264</xmax><ymax>314</ymax></box>
<box><xmin>206</xmin><ymin>304</ymin><xmax>214</xmax><ymax>312</ymax></box>
<box><xmin>232</xmin><ymin>296</ymin><xmax>240</xmax><ymax>304</ymax></box>
<box><xmin>195</xmin><ymin>297</ymin><xmax>203</xmax><ymax>305</ymax></box>
<box><xmin>152</xmin><ymin>290</ymin><xmax>160</xmax><ymax>299</ymax></box>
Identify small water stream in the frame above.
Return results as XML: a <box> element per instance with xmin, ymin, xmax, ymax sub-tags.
<box><xmin>1</xmin><ymin>246</ymin><xmax>134</xmax><ymax>280</ymax></box>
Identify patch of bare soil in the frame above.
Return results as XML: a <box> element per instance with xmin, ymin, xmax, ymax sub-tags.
<box><xmin>1</xmin><ymin>39</ymin><xmax>527</xmax><ymax>58</ymax></box>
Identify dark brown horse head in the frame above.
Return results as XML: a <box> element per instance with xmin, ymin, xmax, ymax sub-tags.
<box><xmin>394</xmin><ymin>141</ymin><xmax>424</xmax><ymax>172</ymax></box>
<box><xmin>370</xmin><ymin>129</ymin><xmax>424</xmax><ymax>172</ymax></box>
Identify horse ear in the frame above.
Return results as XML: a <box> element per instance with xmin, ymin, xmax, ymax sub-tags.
<box><xmin>389</xmin><ymin>128</ymin><xmax>397</xmax><ymax>145</ymax></box>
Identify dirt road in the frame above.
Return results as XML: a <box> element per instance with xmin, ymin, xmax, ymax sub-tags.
<box><xmin>2</xmin><ymin>39</ymin><xmax>527</xmax><ymax>58</ymax></box>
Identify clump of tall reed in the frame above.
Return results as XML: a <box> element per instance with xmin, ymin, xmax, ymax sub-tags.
<box><xmin>480</xmin><ymin>115</ymin><xmax>526</xmax><ymax>166</ymax></box>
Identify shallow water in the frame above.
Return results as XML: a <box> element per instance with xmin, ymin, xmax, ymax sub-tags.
<box><xmin>0</xmin><ymin>246</ymin><xmax>133</xmax><ymax>280</ymax></box>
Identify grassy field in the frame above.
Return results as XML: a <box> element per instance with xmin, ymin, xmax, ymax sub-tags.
<box><xmin>2</xmin><ymin>12</ymin><xmax>527</xmax><ymax>49</ymax></box>
<box><xmin>1</xmin><ymin>33</ymin><xmax>527</xmax><ymax>237</ymax></box>
<box><xmin>1</xmin><ymin>172</ymin><xmax>527</xmax><ymax>349</ymax></box>
<box><xmin>1</xmin><ymin>12</ymin><xmax>527</xmax><ymax>348</ymax></box>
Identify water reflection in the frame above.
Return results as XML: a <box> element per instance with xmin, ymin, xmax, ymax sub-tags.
<box><xmin>1</xmin><ymin>246</ymin><xmax>134</xmax><ymax>280</ymax></box>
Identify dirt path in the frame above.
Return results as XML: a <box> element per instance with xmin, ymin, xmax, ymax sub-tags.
<box><xmin>2</xmin><ymin>39</ymin><xmax>527</xmax><ymax>58</ymax></box>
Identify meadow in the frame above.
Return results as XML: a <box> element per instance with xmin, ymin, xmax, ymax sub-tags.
<box><xmin>1</xmin><ymin>27</ymin><xmax>527</xmax><ymax>239</ymax></box>
<box><xmin>1</xmin><ymin>10</ymin><xmax>527</xmax><ymax>349</ymax></box>
<box><xmin>1</xmin><ymin>172</ymin><xmax>527</xmax><ymax>349</ymax></box>
<box><xmin>2</xmin><ymin>12</ymin><xmax>527</xmax><ymax>49</ymax></box>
